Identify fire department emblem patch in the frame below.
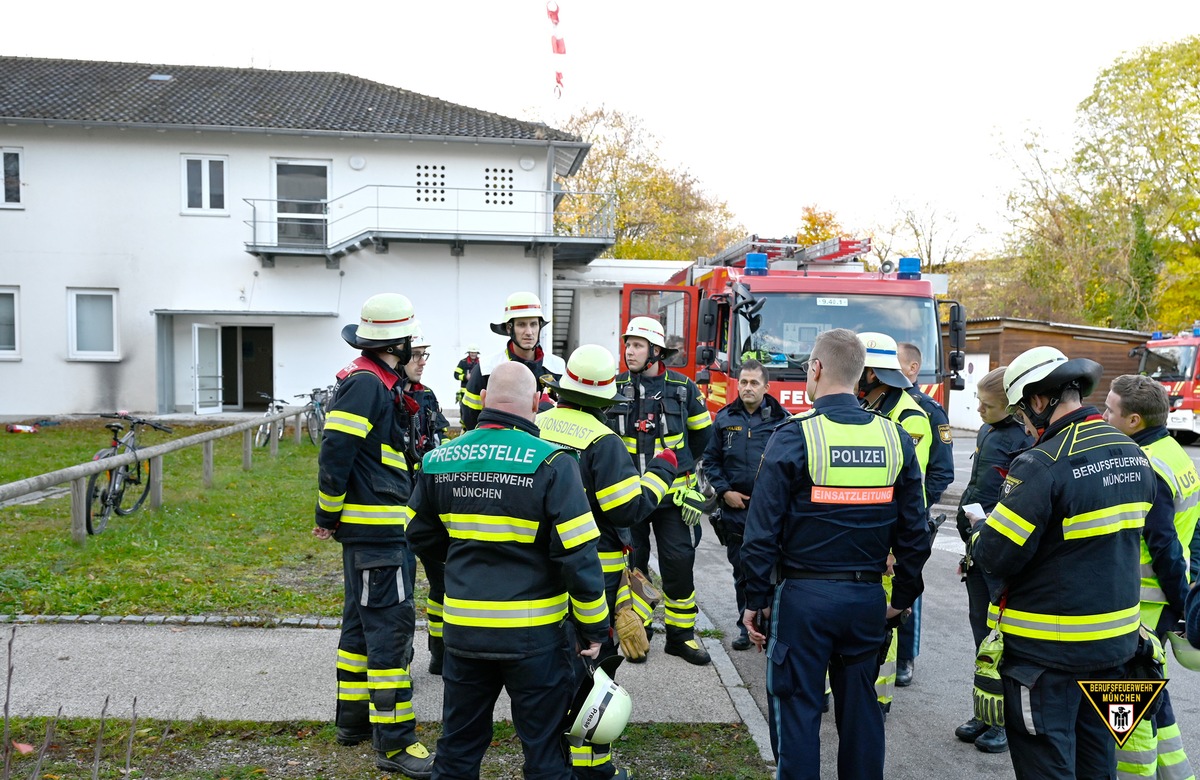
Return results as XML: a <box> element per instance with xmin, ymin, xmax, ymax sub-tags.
<box><xmin>938</xmin><ymin>424</ymin><xmax>952</xmax><ymax>444</ymax></box>
<box><xmin>1001</xmin><ymin>475</ymin><xmax>1021</xmax><ymax>497</ymax></box>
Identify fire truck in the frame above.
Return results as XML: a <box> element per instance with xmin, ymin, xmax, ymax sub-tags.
<box><xmin>1131</xmin><ymin>324</ymin><xmax>1200</xmax><ymax>443</ymax></box>
<box><xmin>618</xmin><ymin>234</ymin><xmax>967</xmax><ymax>415</ymax></box>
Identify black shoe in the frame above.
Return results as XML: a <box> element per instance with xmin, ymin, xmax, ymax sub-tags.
<box><xmin>974</xmin><ymin>726</ymin><xmax>1008</xmax><ymax>754</ymax></box>
<box><xmin>376</xmin><ymin>743</ymin><xmax>435</xmax><ymax>778</ymax></box>
<box><xmin>335</xmin><ymin>727</ymin><xmax>371</xmax><ymax>746</ymax></box>
<box><xmin>896</xmin><ymin>659</ymin><xmax>914</xmax><ymax>687</ymax></box>
<box><xmin>821</xmin><ymin>692</ymin><xmax>831</xmax><ymax>713</ymax></box>
<box><xmin>954</xmin><ymin>717</ymin><xmax>989</xmax><ymax>743</ymax></box>
<box><xmin>665</xmin><ymin>639</ymin><xmax>711</xmax><ymax>666</ymax></box>
<box><xmin>731</xmin><ymin>627</ymin><xmax>751</xmax><ymax>651</ymax></box>
<box><xmin>428</xmin><ymin>636</ymin><xmax>444</xmax><ymax>676</ymax></box>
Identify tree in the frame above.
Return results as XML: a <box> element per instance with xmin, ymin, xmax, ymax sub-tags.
<box><xmin>553</xmin><ymin>107</ymin><xmax>742</xmax><ymax>260</ymax></box>
<box><xmin>794</xmin><ymin>205</ymin><xmax>848</xmax><ymax>246</ymax></box>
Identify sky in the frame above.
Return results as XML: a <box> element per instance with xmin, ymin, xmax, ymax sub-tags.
<box><xmin>9</xmin><ymin>0</ymin><xmax>1199</xmax><ymax>254</ymax></box>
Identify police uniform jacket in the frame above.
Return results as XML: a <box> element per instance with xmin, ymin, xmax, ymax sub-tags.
<box><xmin>956</xmin><ymin>416</ymin><xmax>1033</xmax><ymax>542</ymax></box>
<box><xmin>1131</xmin><ymin>425</ymin><xmax>1191</xmax><ymax>622</ymax></box>
<box><xmin>315</xmin><ymin>353</ymin><xmax>417</xmax><ymax>545</ymax></box>
<box><xmin>406</xmin><ymin>408</ymin><xmax>609</xmax><ymax>660</ymax></box>
<box><xmin>907</xmin><ymin>386</ymin><xmax>955</xmax><ymax>505</ymax></box>
<box><xmin>459</xmin><ymin>342</ymin><xmax>565</xmax><ymax>430</ymax></box>
<box><xmin>740</xmin><ymin>393</ymin><xmax>931</xmax><ymax>612</ymax></box>
<box><xmin>608</xmin><ymin>368</ymin><xmax>713</xmax><ymax>493</ymax></box>
<box><xmin>975</xmin><ymin>407</ymin><xmax>1154</xmax><ymax>672</ymax></box>
<box><xmin>702</xmin><ymin>393</ymin><xmax>786</xmax><ymax>527</ymax></box>
<box><xmin>537</xmin><ymin>404</ymin><xmax>676</xmax><ymax>576</ymax></box>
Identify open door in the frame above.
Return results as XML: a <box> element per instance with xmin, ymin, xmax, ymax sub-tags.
<box><xmin>620</xmin><ymin>285</ymin><xmax>699</xmax><ymax>375</ymax></box>
<box><xmin>193</xmin><ymin>323</ymin><xmax>223</xmax><ymax>415</ymax></box>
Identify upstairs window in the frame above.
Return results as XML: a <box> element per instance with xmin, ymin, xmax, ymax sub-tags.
<box><xmin>2</xmin><ymin>148</ymin><xmax>21</xmax><ymax>207</ymax></box>
<box><xmin>0</xmin><ymin>287</ymin><xmax>17</xmax><ymax>358</ymax></box>
<box><xmin>68</xmin><ymin>288</ymin><xmax>120</xmax><ymax>361</ymax></box>
<box><xmin>182</xmin><ymin>155</ymin><xmax>227</xmax><ymax>213</ymax></box>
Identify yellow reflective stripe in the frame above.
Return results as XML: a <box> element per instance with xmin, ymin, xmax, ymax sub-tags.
<box><xmin>337</xmin><ymin>680</ymin><xmax>370</xmax><ymax>700</ymax></box>
<box><xmin>443</xmin><ymin>594</ymin><xmax>568</xmax><ymax>627</ymax></box>
<box><xmin>987</xmin><ymin>603</ymin><xmax>1141</xmax><ymax>641</ymax></box>
<box><xmin>985</xmin><ymin>503</ymin><xmax>1036</xmax><ymax>546</ymax></box>
<box><xmin>1062</xmin><ymin>502</ymin><xmax>1149</xmax><ymax>539</ymax></box>
<box><xmin>557</xmin><ymin>512</ymin><xmax>600</xmax><ymax>548</ymax></box>
<box><xmin>325</xmin><ymin>410</ymin><xmax>371</xmax><ymax>437</ymax></box>
<box><xmin>640</xmin><ymin>471</ymin><xmax>669</xmax><ymax>503</ymax></box>
<box><xmin>381</xmin><ymin>444</ymin><xmax>410</xmax><ymax>470</ymax></box>
<box><xmin>340</xmin><ymin>504</ymin><xmax>408</xmax><ymax>526</ymax></box>
<box><xmin>620</xmin><ymin>436</ymin><xmax>637</xmax><ymax>454</ymax></box>
<box><xmin>369</xmin><ymin>700</ymin><xmax>415</xmax><ymax>723</ymax></box>
<box><xmin>569</xmin><ymin>744</ymin><xmax>612</xmax><ymax>767</ymax></box>
<box><xmin>368</xmin><ymin>668</ymin><xmax>412</xmax><ymax>689</ymax></box>
<box><xmin>319</xmin><ymin>490</ymin><xmax>346</xmax><ymax>513</ymax></box>
<box><xmin>444</xmin><ymin>513</ymin><xmax>539</xmax><ymax>543</ymax></box>
<box><xmin>571</xmin><ymin>593</ymin><xmax>609</xmax><ymax>625</ymax></box>
<box><xmin>664</xmin><ymin>592</ymin><xmax>696</xmax><ymax>610</ymax></box>
<box><xmin>599</xmin><ymin>550</ymin><xmax>626</xmax><ymax>574</ymax></box>
<box><xmin>663</xmin><ymin>591</ymin><xmax>697</xmax><ymax>628</ymax></box>
<box><xmin>336</xmin><ymin>649</ymin><xmax>368</xmax><ymax>673</ymax></box>
<box><xmin>662</xmin><ymin>433</ymin><xmax>685</xmax><ymax>450</ymax></box>
<box><xmin>462</xmin><ymin>389</ymin><xmax>483</xmax><ymax>411</ymax></box>
<box><xmin>687</xmin><ymin>410</ymin><xmax>712</xmax><ymax>430</ymax></box>
<box><xmin>631</xmin><ymin>591</ymin><xmax>654</xmax><ymax>622</ymax></box>
<box><xmin>596</xmin><ymin>475</ymin><xmax>641</xmax><ymax>511</ymax></box>
<box><xmin>668</xmin><ymin>472</ymin><xmax>698</xmax><ymax>493</ymax></box>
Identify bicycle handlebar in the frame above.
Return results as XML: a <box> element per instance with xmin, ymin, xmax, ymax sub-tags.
<box><xmin>99</xmin><ymin>412</ymin><xmax>174</xmax><ymax>434</ymax></box>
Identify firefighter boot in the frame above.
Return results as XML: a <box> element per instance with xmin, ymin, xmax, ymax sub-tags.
<box><xmin>335</xmin><ymin>726</ymin><xmax>372</xmax><ymax>747</ymax></box>
<box><xmin>731</xmin><ymin>622</ymin><xmax>751</xmax><ymax>651</ymax></box>
<box><xmin>955</xmin><ymin>717</ymin><xmax>989</xmax><ymax>743</ymax></box>
<box><xmin>896</xmin><ymin>659</ymin><xmax>914</xmax><ymax>687</ymax></box>
<box><xmin>974</xmin><ymin>726</ymin><xmax>1008</xmax><ymax>754</ymax></box>
<box><xmin>665</xmin><ymin>638</ymin><xmax>711</xmax><ymax>666</ymax></box>
<box><xmin>427</xmin><ymin>635</ymin><xmax>444</xmax><ymax>676</ymax></box>
<box><xmin>376</xmin><ymin>742</ymin><xmax>435</xmax><ymax>778</ymax></box>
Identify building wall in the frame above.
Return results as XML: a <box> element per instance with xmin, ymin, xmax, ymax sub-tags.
<box><xmin>0</xmin><ymin>124</ymin><xmax>555</xmax><ymax>416</ymax></box>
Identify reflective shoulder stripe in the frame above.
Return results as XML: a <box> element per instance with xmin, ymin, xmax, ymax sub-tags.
<box><xmin>443</xmin><ymin>513</ymin><xmax>540</xmax><ymax>543</ymax></box>
<box><xmin>326</xmin><ymin>410</ymin><xmax>372</xmax><ymax>438</ymax></box>
<box><xmin>557</xmin><ymin>512</ymin><xmax>601</xmax><ymax>548</ymax></box>
<box><xmin>985</xmin><ymin>503</ymin><xmax>1036</xmax><ymax>546</ymax></box>
<box><xmin>1061</xmin><ymin>502</ymin><xmax>1149</xmax><ymax>540</ymax></box>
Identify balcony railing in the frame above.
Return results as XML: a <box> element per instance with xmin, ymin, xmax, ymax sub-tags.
<box><xmin>244</xmin><ymin>184</ymin><xmax>616</xmax><ymax>254</ymax></box>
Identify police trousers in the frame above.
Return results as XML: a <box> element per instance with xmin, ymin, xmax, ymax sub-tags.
<box><xmin>629</xmin><ymin>501</ymin><xmax>697</xmax><ymax>642</ymax></box>
<box><xmin>336</xmin><ymin>542</ymin><xmax>417</xmax><ymax>754</ymax></box>
<box><xmin>768</xmin><ymin>578</ymin><xmax>887</xmax><ymax>780</ymax></box>
<box><xmin>435</xmin><ymin>639</ymin><xmax>574</xmax><ymax>780</ymax></box>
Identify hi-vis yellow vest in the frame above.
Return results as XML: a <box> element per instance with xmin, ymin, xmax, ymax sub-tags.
<box><xmin>536</xmin><ymin>406</ymin><xmax>610</xmax><ymax>451</ymax></box>
<box><xmin>797</xmin><ymin>413</ymin><xmax>904</xmax><ymax>503</ymax></box>
<box><xmin>1139</xmin><ymin>436</ymin><xmax>1200</xmax><ymax>608</ymax></box>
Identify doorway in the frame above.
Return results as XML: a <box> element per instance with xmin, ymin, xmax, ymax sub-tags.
<box><xmin>220</xmin><ymin>325</ymin><xmax>274</xmax><ymax>409</ymax></box>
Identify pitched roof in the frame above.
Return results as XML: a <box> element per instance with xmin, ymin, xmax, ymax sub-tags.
<box><xmin>0</xmin><ymin>56</ymin><xmax>579</xmax><ymax>143</ymax></box>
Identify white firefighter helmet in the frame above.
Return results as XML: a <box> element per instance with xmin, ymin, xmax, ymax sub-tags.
<box><xmin>1167</xmin><ymin>631</ymin><xmax>1200</xmax><ymax>672</ymax></box>
<box><xmin>342</xmin><ymin>293</ymin><xmax>419</xmax><ymax>349</ymax></box>
<box><xmin>490</xmin><ymin>291</ymin><xmax>550</xmax><ymax>336</ymax></box>
<box><xmin>1003</xmin><ymin>346</ymin><xmax>1103</xmax><ymax>408</ymax></box>
<box><xmin>857</xmin><ymin>332</ymin><xmax>911</xmax><ymax>389</ymax></box>
<box><xmin>566</xmin><ymin>655</ymin><xmax>632</xmax><ymax>746</ymax></box>
<box><xmin>411</xmin><ymin>330</ymin><xmax>431</xmax><ymax>350</ymax></box>
<box><xmin>544</xmin><ymin>344</ymin><xmax>620</xmax><ymax>407</ymax></box>
<box><xmin>623</xmin><ymin>316</ymin><xmax>668</xmax><ymax>349</ymax></box>
<box><xmin>466</xmin><ymin>343</ymin><xmax>480</xmax><ymax>354</ymax></box>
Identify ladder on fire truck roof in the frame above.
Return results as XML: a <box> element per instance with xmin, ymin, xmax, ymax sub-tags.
<box><xmin>709</xmin><ymin>235</ymin><xmax>873</xmax><ymax>267</ymax></box>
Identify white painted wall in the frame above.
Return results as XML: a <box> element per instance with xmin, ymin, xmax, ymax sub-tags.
<box><xmin>948</xmin><ymin>352</ymin><xmax>991</xmax><ymax>431</ymax></box>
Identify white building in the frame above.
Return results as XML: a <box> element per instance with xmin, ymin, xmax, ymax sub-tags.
<box><xmin>0</xmin><ymin>56</ymin><xmax>615</xmax><ymax>416</ymax></box>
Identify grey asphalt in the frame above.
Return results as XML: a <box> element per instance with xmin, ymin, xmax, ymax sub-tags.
<box><xmin>6</xmin><ymin>428</ymin><xmax>1200</xmax><ymax>779</ymax></box>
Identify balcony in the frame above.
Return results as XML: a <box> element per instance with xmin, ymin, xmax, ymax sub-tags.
<box><xmin>244</xmin><ymin>184</ymin><xmax>616</xmax><ymax>268</ymax></box>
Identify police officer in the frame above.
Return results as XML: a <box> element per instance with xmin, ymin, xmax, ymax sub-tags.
<box><xmin>453</xmin><ymin>344</ymin><xmax>480</xmax><ymax>406</ymax></box>
<box><xmin>857</xmin><ymin>332</ymin><xmax>932</xmax><ymax>713</ymax></box>
<box><xmin>606</xmin><ymin>316</ymin><xmax>714</xmax><ymax>665</ymax></box>
<box><xmin>538</xmin><ymin>344</ymin><xmax>678</xmax><ymax>780</ymax></box>
<box><xmin>701</xmin><ymin>358</ymin><xmax>785</xmax><ymax>652</ymax></box>
<box><xmin>1103</xmin><ymin>374</ymin><xmax>1195</xmax><ymax>780</ymax></box>
<box><xmin>459</xmin><ymin>292</ymin><xmax>565</xmax><ymax>430</ymax></box>
<box><xmin>741</xmin><ymin>328</ymin><xmax>930</xmax><ymax>779</ymax></box>
<box><xmin>402</xmin><ymin>330</ymin><xmax>450</xmax><ymax>675</ymax></box>
<box><xmin>973</xmin><ymin>346</ymin><xmax>1155</xmax><ymax>779</ymax></box>
<box><xmin>953</xmin><ymin>366</ymin><xmax>1033</xmax><ymax>754</ymax></box>
<box><xmin>407</xmin><ymin>362</ymin><xmax>609</xmax><ymax>779</ymax></box>
<box><xmin>894</xmin><ymin>342</ymin><xmax>954</xmax><ymax>687</ymax></box>
<box><xmin>313</xmin><ymin>293</ymin><xmax>435</xmax><ymax>779</ymax></box>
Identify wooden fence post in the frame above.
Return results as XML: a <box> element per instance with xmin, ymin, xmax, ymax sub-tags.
<box><xmin>70</xmin><ymin>477</ymin><xmax>88</xmax><ymax>544</ymax></box>
<box><xmin>294</xmin><ymin>413</ymin><xmax>302</xmax><ymax>444</ymax></box>
<box><xmin>203</xmin><ymin>440</ymin><xmax>214</xmax><ymax>488</ymax></box>
<box><xmin>243</xmin><ymin>429</ymin><xmax>253</xmax><ymax>470</ymax></box>
<box><xmin>150</xmin><ymin>456</ymin><xmax>164</xmax><ymax>509</ymax></box>
<box><xmin>270</xmin><ymin>421</ymin><xmax>280</xmax><ymax>458</ymax></box>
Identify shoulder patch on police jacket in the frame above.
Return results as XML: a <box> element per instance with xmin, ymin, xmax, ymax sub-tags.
<box><xmin>939</xmin><ymin>424</ymin><xmax>952</xmax><ymax>444</ymax></box>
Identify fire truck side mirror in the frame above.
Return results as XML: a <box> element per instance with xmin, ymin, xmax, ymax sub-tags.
<box><xmin>949</xmin><ymin>350</ymin><xmax>965</xmax><ymax>372</ymax></box>
<box><xmin>697</xmin><ymin>298</ymin><xmax>718</xmax><ymax>343</ymax></box>
<box><xmin>950</xmin><ymin>374</ymin><xmax>966</xmax><ymax>391</ymax></box>
<box><xmin>696</xmin><ymin>368</ymin><xmax>711</xmax><ymax>386</ymax></box>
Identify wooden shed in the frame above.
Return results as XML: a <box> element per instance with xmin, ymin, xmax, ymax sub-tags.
<box><xmin>943</xmin><ymin>317</ymin><xmax>1150</xmax><ymax>429</ymax></box>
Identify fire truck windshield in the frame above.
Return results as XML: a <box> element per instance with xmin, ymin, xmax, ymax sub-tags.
<box><xmin>1141</xmin><ymin>345</ymin><xmax>1197</xmax><ymax>381</ymax></box>
<box><xmin>732</xmin><ymin>292</ymin><xmax>942</xmax><ymax>381</ymax></box>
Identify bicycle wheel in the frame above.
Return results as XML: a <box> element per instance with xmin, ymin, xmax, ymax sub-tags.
<box><xmin>255</xmin><ymin>419</ymin><xmax>272</xmax><ymax>447</ymax></box>
<box><xmin>306</xmin><ymin>409</ymin><xmax>323</xmax><ymax>445</ymax></box>
<box><xmin>115</xmin><ymin>459</ymin><xmax>152</xmax><ymax>516</ymax></box>
<box><xmin>85</xmin><ymin>465</ymin><xmax>117</xmax><ymax>535</ymax></box>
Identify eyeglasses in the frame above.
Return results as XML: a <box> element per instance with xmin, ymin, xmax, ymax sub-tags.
<box><xmin>802</xmin><ymin>358</ymin><xmax>819</xmax><ymax>373</ymax></box>
<box><xmin>411</xmin><ymin>350</ymin><xmax>431</xmax><ymax>361</ymax></box>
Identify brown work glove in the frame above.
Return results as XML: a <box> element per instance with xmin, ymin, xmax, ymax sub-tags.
<box><xmin>615</xmin><ymin>606</ymin><xmax>650</xmax><ymax>660</ymax></box>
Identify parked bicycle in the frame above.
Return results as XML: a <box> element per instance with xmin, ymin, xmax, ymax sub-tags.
<box><xmin>296</xmin><ymin>386</ymin><xmax>332</xmax><ymax>445</ymax></box>
<box><xmin>86</xmin><ymin>412</ymin><xmax>174</xmax><ymax>534</ymax></box>
<box><xmin>255</xmin><ymin>393</ymin><xmax>290</xmax><ymax>447</ymax></box>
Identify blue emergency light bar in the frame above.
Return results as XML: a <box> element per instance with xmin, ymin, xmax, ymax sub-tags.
<box><xmin>745</xmin><ymin>252</ymin><xmax>768</xmax><ymax>276</ymax></box>
<box><xmin>1152</xmin><ymin>331</ymin><xmax>1163</xmax><ymax>339</ymax></box>
<box><xmin>897</xmin><ymin>257</ymin><xmax>921</xmax><ymax>280</ymax></box>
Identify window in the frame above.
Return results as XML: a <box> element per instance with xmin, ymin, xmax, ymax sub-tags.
<box><xmin>181</xmin><ymin>155</ymin><xmax>227</xmax><ymax>213</ymax></box>
<box><xmin>2</xmin><ymin>147</ymin><xmax>21</xmax><ymax>207</ymax></box>
<box><xmin>68</xmin><ymin>288</ymin><xmax>120</xmax><ymax>360</ymax></box>
<box><xmin>0</xmin><ymin>287</ymin><xmax>18</xmax><ymax>358</ymax></box>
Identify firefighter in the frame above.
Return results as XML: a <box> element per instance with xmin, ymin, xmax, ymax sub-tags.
<box><xmin>701</xmin><ymin>358</ymin><xmax>785</xmax><ymax>652</ymax></box>
<box><xmin>741</xmin><ymin>328</ymin><xmax>930</xmax><ymax>779</ymax></box>
<box><xmin>407</xmin><ymin>362</ymin><xmax>609</xmax><ymax>779</ymax></box>
<box><xmin>537</xmin><ymin>343</ymin><xmax>678</xmax><ymax>780</ymax></box>
<box><xmin>972</xmin><ymin>346</ymin><xmax>1155</xmax><ymax>779</ymax></box>
<box><xmin>953</xmin><ymin>366</ymin><xmax>1033</xmax><ymax>754</ymax></box>
<box><xmin>459</xmin><ymin>291</ymin><xmax>565</xmax><ymax>431</ymax></box>
<box><xmin>1102</xmin><ymin>375</ymin><xmax>1195</xmax><ymax>780</ymax></box>
<box><xmin>606</xmin><ymin>316</ymin><xmax>714</xmax><ymax>665</ymax></box>
<box><xmin>453</xmin><ymin>344</ymin><xmax>480</xmax><ymax>406</ymax></box>
<box><xmin>894</xmin><ymin>342</ymin><xmax>955</xmax><ymax>688</ymax></box>
<box><xmin>401</xmin><ymin>330</ymin><xmax>450</xmax><ymax>676</ymax></box>
<box><xmin>856</xmin><ymin>331</ymin><xmax>932</xmax><ymax>715</ymax></box>
<box><xmin>312</xmin><ymin>293</ymin><xmax>435</xmax><ymax>779</ymax></box>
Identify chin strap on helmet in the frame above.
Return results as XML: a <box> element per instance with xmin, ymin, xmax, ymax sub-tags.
<box><xmin>858</xmin><ymin>371</ymin><xmax>884</xmax><ymax>401</ymax></box>
<box><xmin>384</xmin><ymin>338</ymin><xmax>413</xmax><ymax>366</ymax></box>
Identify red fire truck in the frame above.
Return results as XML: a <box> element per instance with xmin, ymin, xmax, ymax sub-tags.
<box><xmin>1132</xmin><ymin>325</ymin><xmax>1200</xmax><ymax>443</ymax></box>
<box><xmin>619</xmin><ymin>235</ymin><xmax>967</xmax><ymax>415</ymax></box>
